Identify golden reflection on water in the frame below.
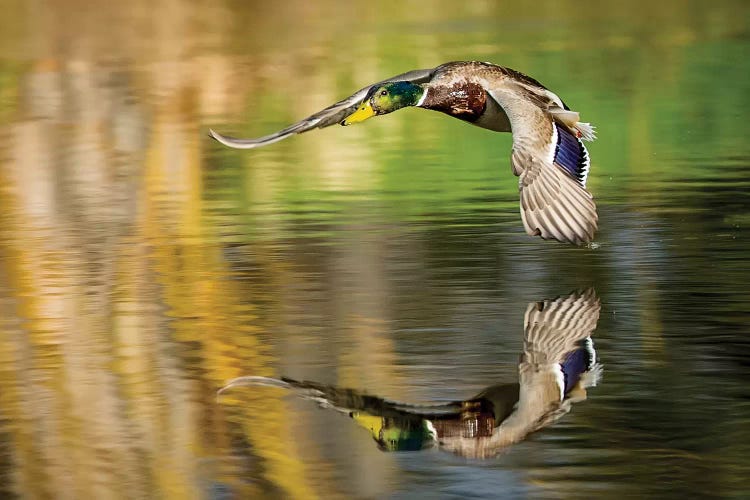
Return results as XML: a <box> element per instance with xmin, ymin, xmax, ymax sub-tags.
<box><xmin>0</xmin><ymin>113</ymin><xmax>312</xmax><ymax>497</ymax></box>
<box><xmin>0</xmin><ymin>4</ymin><xmax>318</xmax><ymax>496</ymax></box>
<box><xmin>0</xmin><ymin>0</ymin><xmax>749</xmax><ymax>498</ymax></box>
<box><xmin>0</xmin><ymin>3</ymin><xmax>413</xmax><ymax>495</ymax></box>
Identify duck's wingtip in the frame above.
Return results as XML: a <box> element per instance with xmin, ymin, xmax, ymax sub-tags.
<box><xmin>207</xmin><ymin>128</ymin><xmax>264</xmax><ymax>149</ymax></box>
<box><xmin>522</xmin><ymin>218</ymin><xmax>597</xmax><ymax>246</ymax></box>
<box><xmin>207</xmin><ymin>128</ymin><xmax>241</xmax><ymax>147</ymax></box>
<box><xmin>216</xmin><ymin>375</ymin><xmax>291</xmax><ymax>395</ymax></box>
<box><xmin>207</xmin><ymin>127</ymin><xmax>230</xmax><ymax>145</ymax></box>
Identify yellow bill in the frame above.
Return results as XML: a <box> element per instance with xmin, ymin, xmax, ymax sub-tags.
<box><xmin>342</xmin><ymin>99</ymin><xmax>376</xmax><ymax>125</ymax></box>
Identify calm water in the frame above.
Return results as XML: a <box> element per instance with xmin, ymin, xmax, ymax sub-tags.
<box><xmin>1</xmin><ymin>1</ymin><xmax>749</xmax><ymax>498</ymax></box>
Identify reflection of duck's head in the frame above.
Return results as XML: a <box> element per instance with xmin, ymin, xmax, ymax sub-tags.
<box><xmin>218</xmin><ymin>289</ymin><xmax>602</xmax><ymax>459</ymax></box>
<box><xmin>350</xmin><ymin>412</ymin><xmax>437</xmax><ymax>451</ymax></box>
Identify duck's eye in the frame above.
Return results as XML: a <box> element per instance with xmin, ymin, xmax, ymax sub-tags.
<box><xmin>380</xmin><ymin>90</ymin><xmax>388</xmax><ymax>96</ymax></box>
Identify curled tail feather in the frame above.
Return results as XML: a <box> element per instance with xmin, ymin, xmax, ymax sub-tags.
<box><xmin>574</xmin><ymin>122</ymin><xmax>596</xmax><ymax>142</ymax></box>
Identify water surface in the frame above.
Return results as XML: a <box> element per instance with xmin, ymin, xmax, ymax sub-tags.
<box><xmin>0</xmin><ymin>0</ymin><xmax>749</xmax><ymax>498</ymax></box>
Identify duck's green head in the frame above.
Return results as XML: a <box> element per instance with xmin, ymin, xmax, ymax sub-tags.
<box><xmin>341</xmin><ymin>81</ymin><xmax>424</xmax><ymax>125</ymax></box>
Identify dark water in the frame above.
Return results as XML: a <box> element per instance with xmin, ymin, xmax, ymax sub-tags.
<box><xmin>1</xmin><ymin>0</ymin><xmax>749</xmax><ymax>498</ymax></box>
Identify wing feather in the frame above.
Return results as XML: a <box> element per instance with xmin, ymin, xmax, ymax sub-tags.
<box><xmin>522</xmin><ymin>289</ymin><xmax>600</xmax><ymax>366</ymax></box>
<box><xmin>516</xmin><ymin>153</ymin><xmax>598</xmax><ymax>245</ymax></box>
<box><xmin>485</xmin><ymin>80</ymin><xmax>598</xmax><ymax>245</ymax></box>
<box><xmin>209</xmin><ymin>68</ymin><xmax>435</xmax><ymax>149</ymax></box>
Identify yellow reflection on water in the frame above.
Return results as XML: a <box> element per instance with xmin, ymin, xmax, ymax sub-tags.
<box><xmin>0</xmin><ymin>7</ymin><xmax>328</xmax><ymax>495</ymax></box>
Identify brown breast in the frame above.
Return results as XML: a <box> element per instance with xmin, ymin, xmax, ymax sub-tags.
<box><xmin>422</xmin><ymin>81</ymin><xmax>488</xmax><ymax>122</ymax></box>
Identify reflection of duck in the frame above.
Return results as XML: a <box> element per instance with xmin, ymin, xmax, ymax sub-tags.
<box><xmin>220</xmin><ymin>289</ymin><xmax>602</xmax><ymax>458</ymax></box>
<box><xmin>209</xmin><ymin>61</ymin><xmax>598</xmax><ymax>245</ymax></box>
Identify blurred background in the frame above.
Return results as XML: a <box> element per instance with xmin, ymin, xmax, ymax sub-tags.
<box><xmin>0</xmin><ymin>0</ymin><xmax>749</xmax><ymax>498</ymax></box>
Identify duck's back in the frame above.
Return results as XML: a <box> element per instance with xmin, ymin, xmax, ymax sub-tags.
<box><xmin>432</xmin><ymin>61</ymin><xmax>549</xmax><ymax>89</ymax></box>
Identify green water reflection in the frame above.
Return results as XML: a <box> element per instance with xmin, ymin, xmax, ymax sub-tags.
<box><xmin>0</xmin><ymin>0</ymin><xmax>749</xmax><ymax>498</ymax></box>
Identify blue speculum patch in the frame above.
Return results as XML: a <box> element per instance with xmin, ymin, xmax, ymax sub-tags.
<box><xmin>561</xmin><ymin>343</ymin><xmax>593</xmax><ymax>394</ymax></box>
<box><xmin>554</xmin><ymin>124</ymin><xmax>589</xmax><ymax>185</ymax></box>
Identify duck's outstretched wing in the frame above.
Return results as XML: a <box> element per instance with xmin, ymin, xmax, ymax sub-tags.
<box><xmin>511</xmin><ymin>130</ymin><xmax>598</xmax><ymax>245</ymax></box>
<box><xmin>485</xmin><ymin>79</ymin><xmax>598</xmax><ymax>245</ymax></box>
<box><xmin>209</xmin><ymin>68</ymin><xmax>435</xmax><ymax>149</ymax></box>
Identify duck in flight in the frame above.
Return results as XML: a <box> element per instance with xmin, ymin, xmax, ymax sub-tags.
<box><xmin>209</xmin><ymin>61</ymin><xmax>598</xmax><ymax>245</ymax></box>
<box><xmin>218</xmin><ymin>289</ymin><xmax>602</xmax><ymax>458</ymax></box>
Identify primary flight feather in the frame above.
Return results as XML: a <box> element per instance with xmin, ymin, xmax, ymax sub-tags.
<box><xmin>209</xmin><ymin>61</ymin><xmax>598</xmax><ymax>245</ymax></box>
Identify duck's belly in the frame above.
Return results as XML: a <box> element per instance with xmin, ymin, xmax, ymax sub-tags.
<box><xmin>472</xmin><ymin>94</ymin><xmax>511</xmax><ymax>133</ymax></box>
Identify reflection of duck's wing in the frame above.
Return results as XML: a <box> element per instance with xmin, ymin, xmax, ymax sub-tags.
<box><xmin>509</xmin><ymin>288</ymin><xmax>601</xmax><ymax>428</ymax></box>
<box><xmin>281</xmin><ymin>377</ymin><xmax>464</xmax><ymax>419</ymax></box>
<box><xmin>522</xmin><ymin>288</ymin><xmax>600</xmax><ymax>369</ymax></box>
<box><xmin>439</xmin><ymin>289</ymin><xmax>601</xmax><ymax>458</ymax></box>
<box><xmin>219</xmin><ymin>375</ymin><xmax>457</xmax><ymax>451</ymax></box>
<box><xmin>220</xmin><ymin>375</ymin><xmax>462</xmax><ymax>417</ymax></box>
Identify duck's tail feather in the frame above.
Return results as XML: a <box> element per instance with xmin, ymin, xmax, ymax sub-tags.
<box><xmin>574</xmin><ymin>122</ymin><xmax>597</xmax><ymax>142</ymax></box>
<box><xmin>549</xmin><ymin>108</ymin><xmax>597</xmax><ymax>142</ymax></box>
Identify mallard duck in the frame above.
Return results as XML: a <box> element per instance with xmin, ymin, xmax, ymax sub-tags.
<box><xmin>209</xmin><ymin>61</ymin><xmax>598</xmax><ymax>245</ymax></box>
<box><xmin>219</xmin><ymin>289</ymin><xmax>602</xmax><ymax>458</ymax></box>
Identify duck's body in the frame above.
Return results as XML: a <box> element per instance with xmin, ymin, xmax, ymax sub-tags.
<box><xmin>210</xmin><ymin>61</ymin><xmax>598</xmax><ymax>245</ymax></box>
